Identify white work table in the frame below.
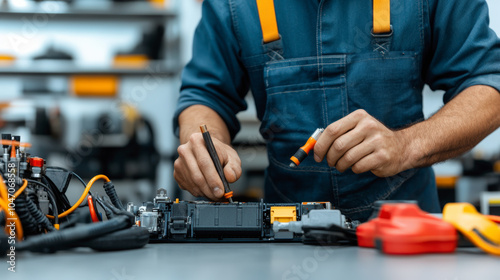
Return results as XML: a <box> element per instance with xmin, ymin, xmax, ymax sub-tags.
<box><xmin>2</xmin><ymin>242</ymin><xmax>499</xmax><ymax>280</ymax></box>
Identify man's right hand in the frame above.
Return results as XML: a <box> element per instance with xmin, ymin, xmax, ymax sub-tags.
<box><xmin>174</xmin><ymin>132</ymin><xmax>242</xmax><ymax>200</ymax></box>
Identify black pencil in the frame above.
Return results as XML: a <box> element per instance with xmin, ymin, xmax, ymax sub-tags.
<box><xmin>200</xmin><ymin>124</ymin><xmax>234</xmax><ymax>203</ymax></box>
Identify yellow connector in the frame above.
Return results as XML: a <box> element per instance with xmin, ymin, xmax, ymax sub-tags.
<box><xmin>270</xmin><ymin>206</ymin><xmax>297</xmax><ymax>224</ymax></box>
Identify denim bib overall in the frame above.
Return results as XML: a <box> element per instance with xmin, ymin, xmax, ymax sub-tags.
<box><xmin>254</xmin><ymin>0</ymin><xmax>440</xmax><ymax>221</ymax></box>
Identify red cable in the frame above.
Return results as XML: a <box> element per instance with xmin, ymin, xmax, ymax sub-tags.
<box><xmin>87</xmin><ymin>195</ymin><xmax>100</xmax><ymax>223</ymax></box>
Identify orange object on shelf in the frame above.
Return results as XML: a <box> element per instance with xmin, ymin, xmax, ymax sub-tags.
<box><xmin>0</xmin><ymin>54</ymin><xmax>15</xmax><ymax>66</ymax></box>
<box><xmin>494</xmin><ymin>161</ymin><xmax>500</xmax><ymax>173</ymax></box>
<box><xmin>0</xmin><ymin>102</ymin><xmax>10</xmax><ymax>110</ymax></box>
<box><xmin>149</xmin><ymin>0</ymin><xmax>166</xmax><ymax>8</ymax></box>
<box><xmin>71</xmin><ymin>75</ymin><xmax>118</xmax><ymax>97</ymax></box>
<box><xmin>436</xmin><ymin>176</ymin><xmax>458</xmax><ymax>189</ymax></box>
<box><xmin>113</xmin><ymin>54</ymin><xmax>149</xmax><ymax>68</ymax></box>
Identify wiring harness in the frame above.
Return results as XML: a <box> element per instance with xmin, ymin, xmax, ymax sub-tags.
<box><xmin>0</xmin><ymin>134</ymin><xmax>149</xmax><ymax>254</ymax></box>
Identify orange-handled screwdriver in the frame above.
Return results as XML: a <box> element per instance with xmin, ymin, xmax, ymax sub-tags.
<box><xmin>289</xmin><ymin>128</ymin><xmax>324</xmax><ymax>168</ymax></box>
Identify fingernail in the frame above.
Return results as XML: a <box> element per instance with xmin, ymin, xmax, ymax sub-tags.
<box><xmin>213</xmin><ymin>187</ymin><xmax>222</xmax><ymax>197</ymax></box>
<box><xmin>314</xmin><ymin>154</ymin><xmax>320</xmax><ymax>162</ymax></box>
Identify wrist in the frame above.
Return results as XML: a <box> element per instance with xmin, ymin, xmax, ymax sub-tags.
<box><xmin>396</xmin><ymin>127</ymin><xmax>425</xmax><ymax>171</ymax></box>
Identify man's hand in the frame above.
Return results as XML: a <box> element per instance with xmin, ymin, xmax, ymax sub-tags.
<box><xmin>313</xmin><ymin>109</ymin><xmax>411</xmax><ymax>177</ymax></box>
<box><xmin>174</xmin><ymin>132</ymin><xmax>242</xmax><ymax>200</ymax></box>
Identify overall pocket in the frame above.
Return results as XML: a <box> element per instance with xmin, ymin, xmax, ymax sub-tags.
<box><xmin>346</xmin><ymin>51</ymin><xmax>424</xmax><ymax>129</ymax></box>
<box><xmin>260</xmin><ymin>55</ymin><xmax>346</xmax><ymax>205</ymax></box>
<box><xmin>260</xmin><ymin>55</ymin><xmax>347</xmax><ymax>164</ymax></box>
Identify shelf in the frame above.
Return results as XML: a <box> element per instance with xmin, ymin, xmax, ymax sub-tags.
<box><xmin>0</xmin><ymin>2</ymin><xmax>176</xmax><ymax>20</ymax></box>
<box><xmin>0</xmin><ymin>60</ymin><xmax>182</xmax><ymax>76</ymax></box>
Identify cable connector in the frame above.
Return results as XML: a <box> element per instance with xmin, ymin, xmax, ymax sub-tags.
<box><xmin>103</xmin><ymin>180</ymin><xmax>125</xmax><ymax>211</ymax></box>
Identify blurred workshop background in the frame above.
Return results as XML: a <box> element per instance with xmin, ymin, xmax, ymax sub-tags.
<box><xmin>0</xmin><ymin>0</ymin><xmax>498</xmax><ymax>214</ymax></box>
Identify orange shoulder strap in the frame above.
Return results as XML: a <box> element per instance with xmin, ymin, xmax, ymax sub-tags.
<box><xmin>257</xmin><ymin>0</ymin><xmax>390</xmax><ymax>41</ymax></box>
<box><xmin>373</xmin><ymin>0</ymin><xmax>391</xmax><ymax>34</ymax></box>
<box><xmin>256</xmin><ymin>0</ymin><xmax>280</xmax><ymax>43</ymax></box>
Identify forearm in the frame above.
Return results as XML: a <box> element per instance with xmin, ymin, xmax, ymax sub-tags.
<box><xmin>178</xmin><ymin>105</ymin><xmax>232</xmax><ymax>145</ymax></box>
<box><xmin>403</xmin><ymin>85</ymin><xmax>500</xmax><ymax>169</ymax></box>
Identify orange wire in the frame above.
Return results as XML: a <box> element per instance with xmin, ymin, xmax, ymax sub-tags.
<box><xmin>0</xmin><ymin>139</ymin><xmax>32</xmax><ymax>148</ymax></box>
<box><xmin>0</xmin><ymin>199</ymin><xmax>23</xmax><ymax>240</ymax></box>
<box><xmin>13</xmin><ymin>179</ymin><xmax>28</xmax><ymax>199</ymax></box>
<box><xmin>10</xmin><ymin>143</ymin><xmax>15</xmax><ymax>158</ymax></box>
<box><xmin>47</xmin><ymin>174</ymin><xmax>110</xmax><ymax>219</ymax></box>
<box><xmin>0</xmin><ymin>176</ymin><xmax>24</xmax><ymax>240</ymax></box>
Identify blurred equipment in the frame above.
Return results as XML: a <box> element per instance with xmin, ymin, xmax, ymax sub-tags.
<box><xmin>31</xmin><ymin>102</ymin><xmax>159</xmax><ymax>180</ymax></box>
<box><xmin>114</xmin><ymin>24</ymin><xmax>165</xmax><ymax>68</ymax></box>
<box><xmin>23</xmin><ymin>45</ymin><xmax>73</xmax><ymax>95</ymax></box>
<box><xmin>481</xmin><ymin>192</ymin><xmax>500</xmax><ymax>215</ymax></box>
<box><xmin>454</xmin><ymin>153</ymin><xmax>500</xmax><ymax>210</ymax></box>
<box><xmin>444</xmin><ymin>203</ymin><xmax>500</xmax><ymax>256</ymax></box>
<box><xmin>357</xmin><ymin>201</ymin><xmax>500</xmax><ymax>256</ymax></box>
<box><xmin>70</xmin><ymin>75</ymin><xmax>118</xmax><ymax>97</ymax></box>
<box><xmin>357</xmin><ymin>203</ymin><xmax>457</xmax><ymax>255</ymax></box>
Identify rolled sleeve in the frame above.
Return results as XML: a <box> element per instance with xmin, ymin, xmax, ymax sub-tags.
<box><xmin>425</xmin><ymin>0</ymin><xmax>500</xmax><ymax>103</ymax></box>
<box><xmin>173</xmin><ymin>0</ymin><xmax>250</xmax><ymax>139</ymax></box>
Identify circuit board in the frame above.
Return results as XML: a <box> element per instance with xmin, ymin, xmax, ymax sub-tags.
<box><xmin>127</xmin><ymin>189</ymin><xmax>351</xmax><ymax>242</ymax></box>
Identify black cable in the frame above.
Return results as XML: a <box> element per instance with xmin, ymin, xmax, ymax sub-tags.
<box><xmin>302</xmin><ymin>224</ymin><xmax>358</xmax><ymax>245</ymax></box>
<box><xmin>26</xmin><ymin>196</ymin><xmax>56</xmax><ymax>232</ymax></box>
<box><xmin>70</xmin><ymin>171</ymin><xmax>86</xmax><ymax>188</ymax></box>
<box><xmin>70</xmin><ymin>171</ymin><xmax>95</xmax><ymax>198</ymax></box>
<box><xmin>15</xmin><ymin>215</ymin><xmax>131</xmax><ymax>253</ymax></box>
<box><xmin>14</xmin><ymin>193</ymin><xmax>39</xmax><ymax>236</ymax></box>
<box><xmin>100</xmin><ymin>195</ymin><xmax>134</xmax><ymax>221</ymax></box>
<box><xmin>103</xmin><ymin>181</ymin><xmax>125</xmax><ymax>210</ymax></box>
<box><xmin>25</xmin><ymin>179</ymin><xmax>59</xmax><ymax>225</ymax></box>
<box><xmin>95</xmin><ymin>195</ymin><xmax>115</xmax><ymax>219</ymax></box>
<box><xmin>45</xmin><ymin>166</ymin><xmax>94</xmax><ymax>197</ymax></box>
<box><xmin>41</xmin><ymin>175</ymin><xmax>71</xmax><ymax>211</ymax></box>
<box><xmin>0</xmin><ymin>210</ymin><xmax>5</xmax><ymax>226</ymax></box>
<box><xmin>58</xmin><ymin>210</ymin><xmax>88</xmax><ymax>230</ymax></box>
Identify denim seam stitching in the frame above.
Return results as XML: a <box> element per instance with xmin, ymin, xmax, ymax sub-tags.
<box><xmin>267</xmin><ymin>87</ymin><xmax>344</xmax><ymax>95</ymax></box>
<box><xmin>267</xmin><ymin>62</ymin><xmax>344</xmax><ymax>71</ymax></box>
<box><xmin>269</xmin><ymin>156</ymin><xmax>331</xmax><ymax>172</ymax></box>
<box><xmin>266</xmin><ymin>56</ymin><xmax>344</xmax><ymax>65</ymax></box>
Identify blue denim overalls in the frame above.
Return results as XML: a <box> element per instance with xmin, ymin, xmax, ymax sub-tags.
<box><xmin>177</xmin><ymin>0</ymin><xmax>500</xmax><ymax>221</ymax></box>
<box><xmin>252</xmin><ymin>0</ymin><xmax>440</xmax><ymax>221</ymax></box>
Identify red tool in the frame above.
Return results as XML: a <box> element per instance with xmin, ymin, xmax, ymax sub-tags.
<box><xmin>357</xmin><ymin>203</ymin><xmax>457</xmax><ymax>255</ymax></box>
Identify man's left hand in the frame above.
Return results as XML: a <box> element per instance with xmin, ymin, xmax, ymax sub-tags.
<box><xmin>313</xmin><ymin>109</ymin><xmax>412</xmax><ymax>177</ymax></box>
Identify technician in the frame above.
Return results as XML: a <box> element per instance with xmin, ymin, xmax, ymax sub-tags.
<box><xmin>173</xmin><ymin>0</ymin><xmax>500</xmax><ymax>221</ymax></box>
